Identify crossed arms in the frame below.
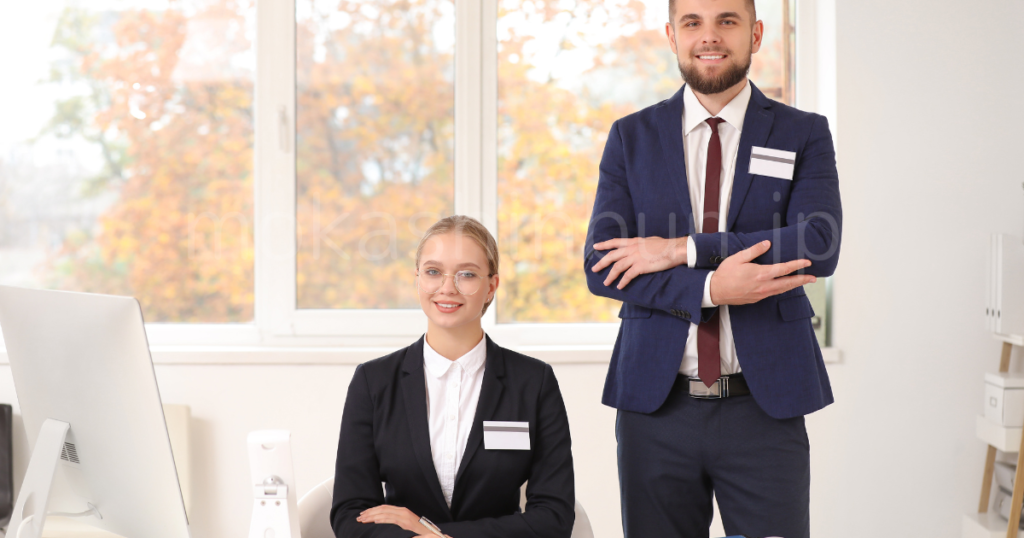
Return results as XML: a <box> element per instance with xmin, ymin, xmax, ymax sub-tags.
<box><xmin>584</xmin><ymin>115</ymin><xmax>841</xmax><ymax>312</ymax></box>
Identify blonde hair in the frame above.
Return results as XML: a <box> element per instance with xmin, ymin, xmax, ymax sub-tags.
<box><xmin>415</xmin><ymin>215</ymin><xmax>499</xmax><ymax>315</ymax></box>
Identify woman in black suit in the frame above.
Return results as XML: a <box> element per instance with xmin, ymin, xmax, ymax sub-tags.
<box><xmin>330</xmin><ymin>216</ymin><xmax>575</xmax><ymax>538</ymax></box>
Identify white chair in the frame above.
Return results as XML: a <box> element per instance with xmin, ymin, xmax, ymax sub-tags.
<box><xmin>298</xmin><ymin>477</ymin><xmax>335</xmax><ymax>538</ymax></box>
<box><xmin>520</xmin><ymin>483</ymin><xmax>594</xmax><ymax>538</ymax></box>
<box><xmin>298</xmin><ymin>477</ymin><xmax>594</xmax><ymax>538</ymax></box>
<box><xmin>567</xmin><ymin>499</ymin><xmax>594</xmax><ymax>538</ymax></box>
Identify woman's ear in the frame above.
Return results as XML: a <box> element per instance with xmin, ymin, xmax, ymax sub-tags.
<box><xmin>489</xmin><ymin>274</ymin><xmax>500</xmax><ymax>299</ymax></box>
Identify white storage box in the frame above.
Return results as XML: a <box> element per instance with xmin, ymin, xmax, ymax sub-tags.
<box><xmin>986</xmin><ymin>373</ymin><xmax>1024</xmax><ymax>427</ymax></box>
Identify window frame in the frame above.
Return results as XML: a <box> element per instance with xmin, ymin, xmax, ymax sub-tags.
<box><xmin>0</xmin><ymin>0</ymin><xmax>839</xmax><ymax>358</ymax></box>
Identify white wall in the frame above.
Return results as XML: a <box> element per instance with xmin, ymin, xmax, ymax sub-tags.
<box><xmin>820</xmin><ymin>0</ymin><xmax>1024</xmax><ymax>535</ymax></box>
<box><xmin>1</xmin><ymin>0</ymin><xmax>1022</xmax><ymax>536</ymax></box>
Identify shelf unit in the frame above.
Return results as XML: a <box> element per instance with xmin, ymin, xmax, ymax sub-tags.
<box><xmin>972</xmin><ymin>340</ymin><xmax>1024</xmax><ymax>538</ymax></box>
<box><xmin>964</xmin><ymin>512</ymin><xmax>1024</xmax><ymax>538</ymax></box>
<box><xmin>978</xmin><ymin>416</ymin><xmax>1023</xmax><ymax>452</ymax></box>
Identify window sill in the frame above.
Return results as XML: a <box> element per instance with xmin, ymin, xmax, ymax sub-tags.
<box><xmin>0</xmin><ymin>346</ymin><xmax>842</xmax><ymax>366</ymax></box>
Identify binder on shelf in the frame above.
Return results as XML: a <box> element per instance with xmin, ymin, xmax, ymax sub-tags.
<box><xmin>989</xmin><ymin>234</ymin><xmax>998</xmax><ymax>332</ymax></box>
<box><xmin>997</xmin><ymin>462</ymin><xmax>1017</xmax><ymax>493</ymax></box>
<box><xmin>988</xmin><ymin>234</ymin><xmax>1024</xmax><ymax>340</ymax></box>
<box><xmin>996</xmin><ymin>489</ymin><xmax>1024</xmax><ymax>527</ymax></box>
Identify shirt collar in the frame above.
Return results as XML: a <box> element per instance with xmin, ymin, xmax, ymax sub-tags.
<box><xmin>683</xmin><ymin>79</ymin><xmax>752</xmax><ymax>136</ymax></box>
<box><xmin>423</xmin><ymin>333</ymin><xmax>487</xmax><ymax>379</ymax></box>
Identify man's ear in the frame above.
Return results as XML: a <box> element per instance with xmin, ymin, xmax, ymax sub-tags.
<box><xmin>665</xmin><ymin>22</ymin><xmax>679</xmax><ymax>56</ymax></box>
<box><xmin>750</xmin><ymin>19</ymin><xmax>764</xmax><ymax>54</ymax></box>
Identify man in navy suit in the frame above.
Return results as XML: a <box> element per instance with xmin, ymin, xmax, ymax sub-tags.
<box><xmin>583</xmin><ymin>0</ymin><xmax>841</xmax><ymax>536</ymax></box>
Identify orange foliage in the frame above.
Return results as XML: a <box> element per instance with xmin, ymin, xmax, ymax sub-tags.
<box><xmin>41</xmin><ymin>0</ymin><xmax>792</xmax><ymax>324</ymax></box>
<box><xmin>296</xmin><ymin>0</ymin><xmax>454</xmax><ymax>310</ymax></box>
<box><xmin>44</xmin><ymin>0</ymin><xmax>255</xmax><ymax>322</ymax></box>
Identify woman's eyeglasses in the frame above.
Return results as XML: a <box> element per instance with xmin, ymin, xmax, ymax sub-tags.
<box><xmin>417</xmin><ymin>268</ymin><xmax>492</xmax><ymax>296</ymax></box>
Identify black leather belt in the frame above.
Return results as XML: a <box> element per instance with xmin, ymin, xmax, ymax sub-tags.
<box><xmin>681</xmin><ymin>374</ymin><xmax>750</xmax><ymax>399</ymax></box>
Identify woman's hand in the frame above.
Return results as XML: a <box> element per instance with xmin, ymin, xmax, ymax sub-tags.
<box><xmin>357</xmin><ymin>505</ymin><xmax>432</xmax><ymax>534</ymax></box>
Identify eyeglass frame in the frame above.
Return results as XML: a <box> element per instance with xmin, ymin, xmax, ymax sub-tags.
<box><xmin>415</xmin><ymin>269</ymin><xmax>496</xmax><ymax>296</ymax></box>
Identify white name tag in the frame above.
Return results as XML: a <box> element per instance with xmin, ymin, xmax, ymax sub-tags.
<box><xmin>749</xmin><ymin>146</ymin><xmax>796</xmax><ymax>180</ymax></box>
<box><xmin>483</xmin><ymin>421</ymin><xmax>530</xmax><ymax>450</ymax></box>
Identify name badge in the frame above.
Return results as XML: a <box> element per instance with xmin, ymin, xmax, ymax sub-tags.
<box><xmin>749</xmin><ymin>146</ymin><xmax>796</xmax><ymax>180</ymax></box>
<box><xmin>483</xmin><ymin>421</ymin><xmax>530</xmax><ymax>450</ymax></box>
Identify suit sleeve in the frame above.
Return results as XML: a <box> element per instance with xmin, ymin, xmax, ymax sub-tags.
<box><xmin>584</xmin><ymin>120</ymin><xmax>715</xmax><ymax>321</ymax></box>
<box><xmin>689</xmin><ymin>115</ymin><xmax>842</xmax><ymax>276</ymax></box>
<box><xmin>438</xmin><ymin>365</ymin><xmax>575</xmax><ymax>538</ymax></box>
<box><xmin>331</xmin><ymin>365</ymin><xmax>417</xmax><ymax>538</ymax></box>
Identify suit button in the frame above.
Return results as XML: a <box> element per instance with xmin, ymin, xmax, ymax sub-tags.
<box><xmin>711</xmin><ymin>255</ymin><xmax>724</xmax><ymax>264</ymax></box>
<box><xmin>682</xmin><ymin>311</ymin><xmax>691</xmax><ymax>320</ymax></box>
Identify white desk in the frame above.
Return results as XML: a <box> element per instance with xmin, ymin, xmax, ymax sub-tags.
<box><xmin>40</xmin><ymin>517</ymin><xmax>125</xmax><ymax>538</ymax></box>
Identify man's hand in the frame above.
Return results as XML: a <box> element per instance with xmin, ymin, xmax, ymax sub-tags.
<box><xmin>710</xmin><ymin>240</ymin><xmax>817</xmax><ymax>305</ymax></box>
<box><xmin>592</xmin><ymin>236</ymin><xmax>688</xmax><ymax>289</ymax></box>
<box><xmin>357</xmin><ymin>505</ymin><xmax>433</xmax><ymax>535</ymax></box>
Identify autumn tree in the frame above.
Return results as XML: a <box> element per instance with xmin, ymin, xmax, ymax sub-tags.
<box><xmin>38</xmin><ymin>0</ymin><xmax>793</xmax><ymax>324</ymax></box>
<box><xmin>42</xmin><ymin>0</ymin><xmax>255</xmax><ymax>322</ymax></box>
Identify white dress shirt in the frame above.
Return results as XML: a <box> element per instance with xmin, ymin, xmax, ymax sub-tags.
<box><xmin>679</xmin><ymin>81</ymin><xmax>752</xmax><ymax>377</ymax></box>
<box><xmin>423</xmin><ymin>333</ymin><xmax>487</xmax><ymax>507</ymax></box>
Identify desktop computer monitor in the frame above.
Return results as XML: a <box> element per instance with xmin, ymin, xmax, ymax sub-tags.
<box><xmin>0</xmin><ymin>286</ymin><xmax>190</xmax><ymax>538</ymax></box>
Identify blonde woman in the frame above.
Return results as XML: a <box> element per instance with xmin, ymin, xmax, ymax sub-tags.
<box><xmin>330</xmin><ymin>216</ymin><xmax>575</xmax><ymax>538</ymax></box>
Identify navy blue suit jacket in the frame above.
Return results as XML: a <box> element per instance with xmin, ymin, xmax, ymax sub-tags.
<box><xmin>584</xmin><ymin>83</ymin><xmax>841</xmax><ymax>419</ymax></box>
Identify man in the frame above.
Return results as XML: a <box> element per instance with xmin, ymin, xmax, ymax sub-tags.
<box><xmin>583</xmin><ymin>0</ymin><xmax>841</xmax><ymax>536</ymax></box>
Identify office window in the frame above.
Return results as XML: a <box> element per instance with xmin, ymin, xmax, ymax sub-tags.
<box><xmin>1</xmin><ymin>0</ymin><xmax>826</xmax><ymax>346</ymax></box>
<box><xmin>295</xmin><ymin>0</ymin><xmax>456</xmax><ymax>310</ymax></box>
<box><xmin>495</xmin><ymin>0</ymin><xmax>798</xmax><ymax>323</ymax></box>
<box><xmin>0</xmin><ymin>0</ymin><xmax>256</xmax><ymax>322</ymax></box>
<box><xmin>751</xmin><ymin>0</ymin><xmax>797</xmax><ymax>106</ymax></box>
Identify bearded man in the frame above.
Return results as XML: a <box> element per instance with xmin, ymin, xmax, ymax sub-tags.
<box><xmin>583</xmin><ymin>0</ymin><xmax>842</xmax><ymax>536</ymax></box>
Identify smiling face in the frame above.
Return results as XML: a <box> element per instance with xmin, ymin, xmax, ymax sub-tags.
<box><xmin>666</xmin><ymin>0</ymin><xmax>763</xmax><ymax>96</ymax></box>
<box><xmin>415</xmin><ymin>231</ymin><xmax>498</xmax><ymax>332</ymax></box>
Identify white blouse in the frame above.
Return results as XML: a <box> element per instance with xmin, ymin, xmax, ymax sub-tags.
<box><xmin>423</xmin><ymin>334</ymin><xmax>487</xmax><ymax>507</ymax></box>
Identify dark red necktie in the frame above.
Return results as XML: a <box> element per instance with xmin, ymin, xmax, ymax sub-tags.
<box><xmin>698</xmin><ymin>117</ymin><xmax>726</xmax><ymax>388</ymax></box>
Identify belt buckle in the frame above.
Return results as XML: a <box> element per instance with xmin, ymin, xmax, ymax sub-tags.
<box><xmin>688</xmin><ymin>376</ymin><xmax>729</xmax><ymax>399</ymax></box>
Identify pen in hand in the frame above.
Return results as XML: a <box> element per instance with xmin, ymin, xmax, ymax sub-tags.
<box><xmin>418</xmin><ymin>516</ymin><xmax>445</xmax><ymax>537</ymax></box>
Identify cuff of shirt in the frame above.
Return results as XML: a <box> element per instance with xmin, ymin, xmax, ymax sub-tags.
<box><xmin>686</xmin><ymin>236</ymin><xmax>697</xmax><ymax>269</ymax></box>
<box><xmin>702</xmin><ymin>271</ymin><xmax>716</xmax><ymax>308</ymax></box>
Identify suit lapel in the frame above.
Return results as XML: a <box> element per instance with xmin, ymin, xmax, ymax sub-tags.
<box><xmin>656</xmin><ymin>87</ymin><xmax>695</xmax><ymax>227</ymax></box>
<box><xmin>453</xmin><ymin>336</ymin><xmax>505</xmax><ymax>489</ymax></box>
<box><xmin>399</xmin><ymin>337</ymin><xmax>452</xmax><ymax>517</ymax></box>
<box><xmin>727</xmin><ymin>82</ymin><xmax>775</xmax><ymax>230</ymax></box>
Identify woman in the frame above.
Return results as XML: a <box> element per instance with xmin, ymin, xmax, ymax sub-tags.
<box><xmin>330</xmin><ymin>216</ymin><xmax>575</xmax><ymax>538</ymax></box>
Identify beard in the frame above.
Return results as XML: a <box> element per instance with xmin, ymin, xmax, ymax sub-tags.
<box><xmin>678</xmin><ymin>50</ymin><xmax>751</xmax><ymax>95</ymax></box>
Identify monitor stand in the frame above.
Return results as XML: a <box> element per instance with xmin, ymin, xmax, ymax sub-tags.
<box><xmin>8</xmin><ymin>419</ymin><xmax>101</xmax><ymax>538</ymax></box>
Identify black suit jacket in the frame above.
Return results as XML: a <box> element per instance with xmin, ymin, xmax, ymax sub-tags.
<box><xmin>330</xmin><ymin>336</ymin><xmax>575</xmax><ymax>538</ymax></box>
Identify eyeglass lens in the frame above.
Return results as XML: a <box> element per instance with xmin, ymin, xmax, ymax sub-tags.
<box><xmin>418</xmin><ymin>271</ymin><xmax>483</xmax><ymax>295</ymax></box>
